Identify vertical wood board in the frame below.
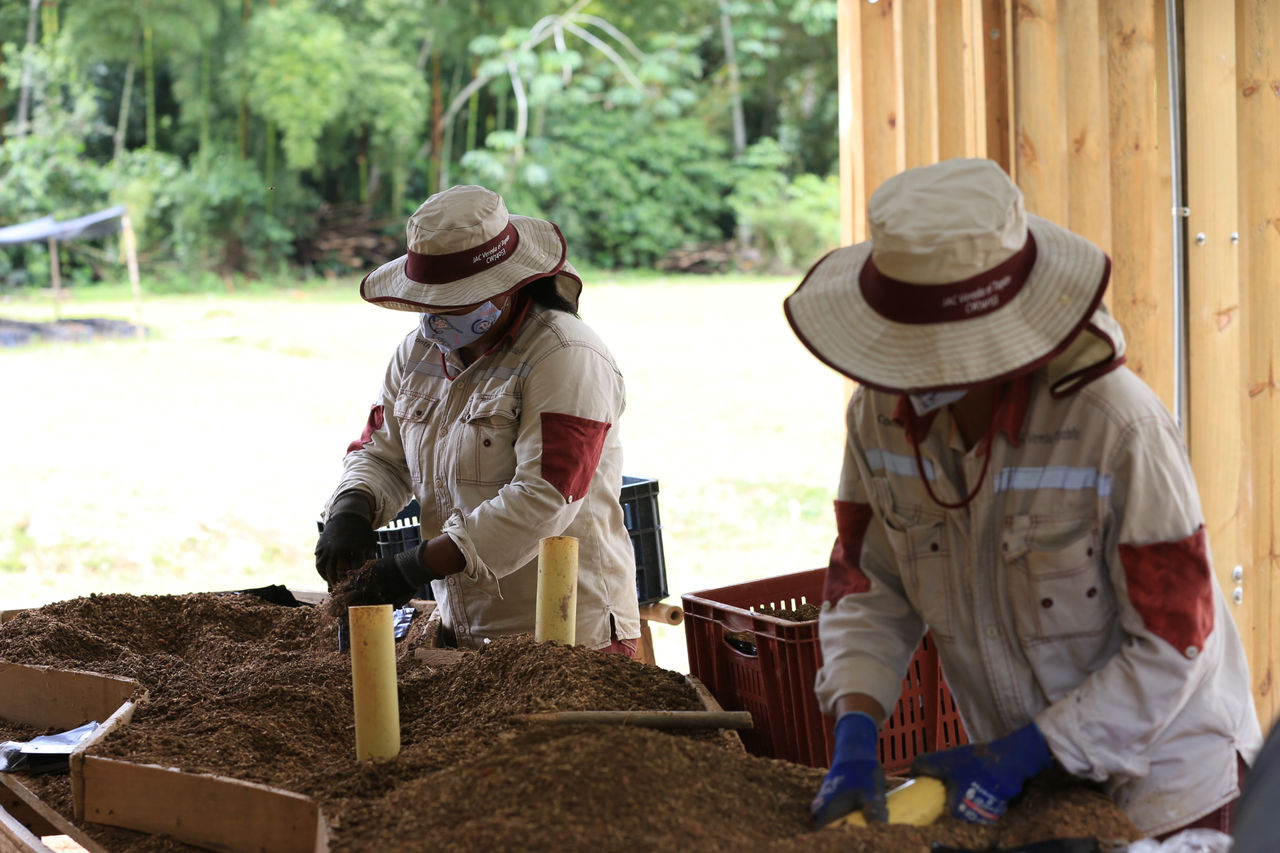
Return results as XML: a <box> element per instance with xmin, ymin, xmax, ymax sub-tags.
<box><xmin>1103</xmin><ymin>0</ymin><xmax>1175</xmax><ymax>409</ymax></box>
<box><xmin>981</xmin><ymin>0</ymin><xmax>1015</xmax><ymax>173</ymax></box>
<box><xmin>1183</xmin><ymin>0</ymin><xmax>1245</xmax><ymax>655</ymax></box>
<box><xmin>838</xmin><ymin>0</ymin><xmax>864</xmax><ymax>245</ymax></box>
<box><xmin>0</xmin><ymin>665</ymin><xmax>138</xmax><ymax>732</ymax></box>
<box><xmin>935</xmin><ymin>0</ymin><xmax>978</xmax><ymax>159</ymax></box>
<box><xmin>1237</xmin><ymin>0</ymin><xmax>1280</xmax><ymax>728</ymax></box>
<box><xmin>79</xmin><ymin>757</ymin><xmax>328</xmax><ymax>853</ymax></box>
<box><xmin>1060</xmin><ymin>0</ymin><xmax>1111</xmax><ymax>254</ymax></box>
<box><xmin>902</xmin><ymin>0</ymin><xmax>939</xmax><ymax>168</ymax></box>
<box><xmin>860</xmin><ymin>0</ymin><xmax>905</xmax><ymax>204</ymax></box>
<box><xmin>1013</xmin><ymin>0</ymin><xmax>1068</xmax><ymax>221</ymax></box>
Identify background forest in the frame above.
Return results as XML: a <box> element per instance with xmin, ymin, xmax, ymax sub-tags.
<box><xmin>0</xmin><ymin>0</ymin><xmax>842</xmax><ymax>288</ymax></box>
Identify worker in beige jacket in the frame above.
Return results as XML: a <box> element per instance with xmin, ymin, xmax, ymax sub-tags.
<box><xmin>314</xmin><ymin>185</ymin><xmax>640</xmax><ymax>655</ymax></box>
<box><xmin>785</xmin><ymin>158</ymin><xmax>1262</xmax><ymax>838</ymax></box>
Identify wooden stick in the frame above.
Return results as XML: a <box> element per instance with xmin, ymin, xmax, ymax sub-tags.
<box><xmin>509</xmin><ymin>710</ymin><xmax>754</xmax><ymax>730</ymax></box>
<box><xmin>637</xmin><ymin>602</ymin><xmax>683</xmax><ymax>625</ymax></box>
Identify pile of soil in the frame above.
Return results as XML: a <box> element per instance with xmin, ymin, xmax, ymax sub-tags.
<box><xmin>0</xmin><ymin>593</ymin><xmax>1142</xmax><ymax>852</ymax></box>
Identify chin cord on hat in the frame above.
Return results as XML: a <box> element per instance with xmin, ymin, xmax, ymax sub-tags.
<box><xmin>912</xmin><ymin>383</ymin><xmax>1006</xmax><ymax>510</ymax></box>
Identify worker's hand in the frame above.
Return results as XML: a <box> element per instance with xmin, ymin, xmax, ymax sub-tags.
<box><xmin>343</xmin><ymin>547</ymin><xmax>424</xmax><ymax>609</ymax></box>
<box><xmin>910</xmin><ymin>721</ymin><xmax>1054</xmax><ymax>824</ymax></box>
<box><xmin>315</xmin><ymin>493</ymin><xmax>377</xmax><ymax>585</ymax></box>
<box><xmin>812</xmin><ymin>711</ymin><xmax>888</xmax><ymax>827</ymax></box>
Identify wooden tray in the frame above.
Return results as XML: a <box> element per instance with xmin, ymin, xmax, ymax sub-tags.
<box><xmin>2</xmin><ymin>594</ymin><xmax>735</xmax><ymax>853</ymax></box>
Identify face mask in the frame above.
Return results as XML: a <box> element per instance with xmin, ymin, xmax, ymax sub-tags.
<box><xmin>420</xmin><ymin>301</ymin><xmax>503</xmax><ymax>353</ymax></box>
<box><xmin>908</xmin><ymin>388</ymin><xmax>968</xmax><ymax>416</ymax></box>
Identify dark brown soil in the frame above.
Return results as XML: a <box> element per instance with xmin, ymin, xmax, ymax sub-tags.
<box><xmin>0</xmin><ymin>593</ymin><xmax>1142</xmax><ymax>852</ymax></box>
<box><xmin>759</xmin><ymin>603</ymin><xmax>821</xmax><ymax>621</ymax></box>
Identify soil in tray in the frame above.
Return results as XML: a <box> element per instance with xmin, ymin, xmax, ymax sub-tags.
<box><xmin>0</xmin><ymin>593</ymin><xmax>1143</xmax><ymax>852</ymax></box>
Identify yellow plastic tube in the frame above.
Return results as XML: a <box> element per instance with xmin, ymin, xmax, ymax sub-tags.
<box><xmin>535</xmin><ymin>536</ymin><xmax>578</xmax><ymax>645</ymax></box>
<box><xmin>831</xmin><ymin>776</ymin><xmax>947</xmax><ymax>828</ymax></box>
<box><xmin>348</xmin><ymin>604</ymin><xmax>400</xmax><ymax>760</ymax></box>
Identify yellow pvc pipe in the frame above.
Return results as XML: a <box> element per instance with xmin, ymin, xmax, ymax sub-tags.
<box><xmin>348</xmin><ymin>604</ymin><xmax>400</xmax><ymax>760</ymax></box>
<box><xmin>535</xmin><ymin>536</ymin><xmax>578</xmax><ymax>645</ymax></box>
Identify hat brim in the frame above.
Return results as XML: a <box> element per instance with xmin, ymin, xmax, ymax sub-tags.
<box><xmin>360</xmin><ymin>215</ymin><xmax>583</xmax><ymax>312</ymax></box>
<box><xmin>784</xmin><ymin>215</ymin><xmax>1110</xmax><ymax>393</ymax></box>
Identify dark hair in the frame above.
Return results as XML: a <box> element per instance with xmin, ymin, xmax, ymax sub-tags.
<box><xmin>524</xmin><ymin>276</ymin><xmax>578</xmax><ymax>316</ymax></box>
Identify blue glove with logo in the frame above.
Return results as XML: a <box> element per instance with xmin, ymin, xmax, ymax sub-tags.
<box><xmin>910</xmin><ymin>721</ymin><xmax>1054</xmax><ymax>824</ymax></box>
<box><xmin>811</xmin><ymin>711</ymin><xmax>888</xmax><ymax>827</ymax></box>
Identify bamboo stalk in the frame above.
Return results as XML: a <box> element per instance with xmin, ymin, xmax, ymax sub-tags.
<box><xmin>509</xmin><ymin>710</ymin><xmax>754</xmax><ymax>731</ymax></box>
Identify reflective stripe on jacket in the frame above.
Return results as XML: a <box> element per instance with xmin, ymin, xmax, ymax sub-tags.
<box><xmin>325</xmin><ymin>303</ymin><xmax>640</xmax><ymax>651</ymax></box>
<box><xmin>814</xmin><ymin>365</ymin><xmax>1262</xmax><ymax>836</ymax></box>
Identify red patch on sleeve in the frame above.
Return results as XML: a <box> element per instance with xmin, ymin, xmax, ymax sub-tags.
<box><xmin>1118</xmin><ymin>526</ymin><xmax>1215</xmax><ymax>655</ymax></box>
<box><xmin>824</xmin><ymin>500</ymin><xmax>874</xmax><ymax>604</ymax></box>
<box><xmin>346</xmin><ymin>404</ymin><xmax>385</xmax><ymax>455</ymax></box>
<box><xmin>540</xmin><ymin>412</ymin><xmax>611</xmax><ymax>502</ymax></box>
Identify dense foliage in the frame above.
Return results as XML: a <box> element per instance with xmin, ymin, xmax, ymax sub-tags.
<box><xmin>0</xmin><ymin>0</ymin><xmax>842</xmax><ymax>286</ymax></box>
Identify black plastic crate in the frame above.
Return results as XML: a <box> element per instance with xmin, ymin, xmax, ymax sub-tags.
<box><xmin>317</xmin><ymin>476</ymin><xmax>668</xmax><ymax>605</ymax></box>
<box><xmin>621</xmin><ymin>476</ymin><xmax>668</xmax><ymax>605</ymax></box>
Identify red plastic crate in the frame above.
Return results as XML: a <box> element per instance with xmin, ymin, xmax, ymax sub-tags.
<box><xmin>681</xmin><ymin>568</ymin><xmax>967</xmax><ymax>773</ymax></box>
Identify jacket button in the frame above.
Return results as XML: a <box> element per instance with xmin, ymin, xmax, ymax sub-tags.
<box><xmin>1086</xmin><ymin>587</ymin><xmax>1098</xmax><ymax>598</ymax></box>
<box><xmin>1040</xmin><ymin>598</ymin><xmax>1053</xmax><ymax>608</ymax></box>
<box><xmin>483</xmin><ymin>438</ymin><xmax>491</xmax><ymax>447</ymax></box>
<box><xmin>930</xmin><ymin>542</ymin><xmax>939</xmax><ymax>552</ymax></box>
<box><xmin>1185</xmin><ymin>646</ymin><xmax>1199</xmax><ymax>659</ymax></box>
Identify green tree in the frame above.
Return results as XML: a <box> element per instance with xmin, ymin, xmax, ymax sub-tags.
<box><xmin>62</xmin><ymin>0</ymin><xmax>219</xmax><ymax>151</ymax></box>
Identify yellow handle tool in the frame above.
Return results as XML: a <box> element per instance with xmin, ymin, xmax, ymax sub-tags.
<box><xmin>828</xmin><ymin>776</ymin><xmax>947</xmax><ymax>829</ymax></box>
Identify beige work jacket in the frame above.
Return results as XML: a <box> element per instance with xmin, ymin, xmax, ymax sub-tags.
<box><xmin>815</xmin><ymin>365</ymin><xmax>1262</xmax><ymax>836</ymax></box>
<box><xmin>325</xmin><ymin>303</ymin><xmax>640</xmax><ymax>650</ymax></box>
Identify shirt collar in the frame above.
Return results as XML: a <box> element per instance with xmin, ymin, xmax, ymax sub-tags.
<box><xmin>892</xmin><ymin>374</ymin><xmax>1033</xmax><ymax>450</ymax></box>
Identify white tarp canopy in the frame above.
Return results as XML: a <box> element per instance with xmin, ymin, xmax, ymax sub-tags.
<box><xmin>0</xmin><ymin>206</ymin><xmax>128</xmax><ymax>245</ymax></box>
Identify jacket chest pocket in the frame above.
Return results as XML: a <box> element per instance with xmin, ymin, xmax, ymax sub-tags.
<box><xmin>394</xmin><ymin>392</ymin><xmax>440</xmax><ymax>486</ymax></box>
<box><xmin>456</xmin><ymin>394</ymin><xmax>520</xmax><ymax>486</ymax></box>
<box><xmin>871</xmin><ymin>478</ymin><xmax>957</xmax><ymax>641</ymax></box>
<box><xmin>1003</xmin><ymin>515</ymin><xmax>1114</xmax><ymax>642</ymax></box>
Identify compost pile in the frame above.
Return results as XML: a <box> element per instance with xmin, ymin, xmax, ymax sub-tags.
<box><xmin>0</xmin><ymin>593</ymin><xmax>1142</xmax><ymax>853</ymax></box>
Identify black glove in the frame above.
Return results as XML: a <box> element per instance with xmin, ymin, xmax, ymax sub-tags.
<box><xmin>315</xmin><ymin>492</ymin><xmax>377</xmax><ymax>585</ymax></box>
<box><xmin>345</xmin><ymin>546</ymin><xmax>427</xmax><ymax>608</ymax></box>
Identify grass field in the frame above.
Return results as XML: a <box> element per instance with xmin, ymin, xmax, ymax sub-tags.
<box><xmin>0</xmin><ymin>273</ymin><xmax>848</xmax><ymax>672</ymax></box>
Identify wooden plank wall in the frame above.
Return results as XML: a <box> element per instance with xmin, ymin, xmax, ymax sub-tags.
<box><xmin>837</xmin><ymin>0</ymin><xmax>1279</xmax><ymax>726</ymax></box>
<box><xmin>1236</xmin><ymin>0</ymin><xmax>1280</xmax><ymax>727</ymax></box>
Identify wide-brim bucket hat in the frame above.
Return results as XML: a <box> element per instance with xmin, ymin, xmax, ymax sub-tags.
<box><xmin>361</xmin><ymin>184</ymin><xmax>583</xmax><ymax>312</ymax></box>
<box><xmin>784</xmin><ymin>158</ymin><xmax>1112</xmax><ymax>394</ymax></box>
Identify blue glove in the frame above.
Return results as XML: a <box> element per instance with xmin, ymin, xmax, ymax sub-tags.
<box><xmin>910</xmin><ymin>721</ymin><xmax>1054</xmax><ymax>824</ymax></box>
<box><xmin>811</xmin><ymin>711</ymin><xmax>888</xmax><ymax>827</ymax></box>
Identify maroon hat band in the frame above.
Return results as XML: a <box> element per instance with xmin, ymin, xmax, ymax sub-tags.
<box><xmin>404</xmin><ymin>223</ymin><xmax>521</xmax><ymax>284</ymax></box>
<box><xmin>859</xmin><ymin>232</ymin><xmax>1038</xmax><ymax>324</ymax></box>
